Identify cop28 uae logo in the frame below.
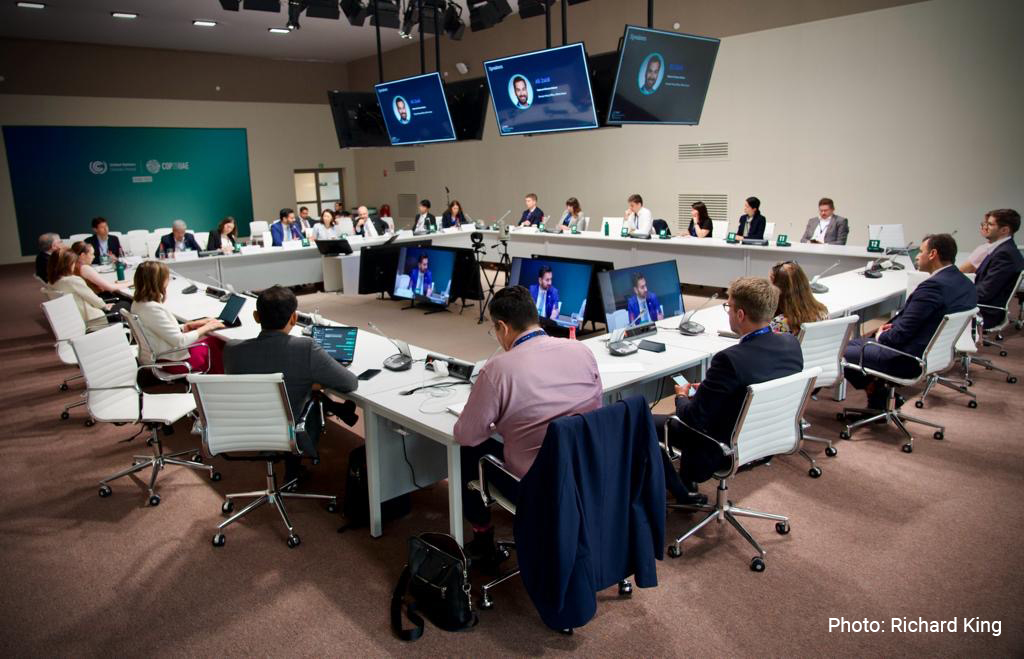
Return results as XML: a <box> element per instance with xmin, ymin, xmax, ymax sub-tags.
<box><xmin>145</xmin><ymin>159</ymin><xmax>161</xmax><ymax>174</ymax></box>
<box><xmin>89</xmin><ymin>160</ymin><xmax>108</xmax><ymax>175</ymax></box>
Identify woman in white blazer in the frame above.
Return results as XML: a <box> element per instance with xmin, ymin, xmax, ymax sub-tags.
<box><xmin>131</xmin><ymin>261</ymin><xmax>225</xmax><ymax>374</ymax></box>
<box><xmin>48</xmin><ymin>249</ymin><xmax>111</xmax><ymax>328</ymax></box>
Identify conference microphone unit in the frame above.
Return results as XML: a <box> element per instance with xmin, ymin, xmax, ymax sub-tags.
<box><xmin>205</xmin><ymin>274</ymin><xmax>236</xmax><ymax>302</ymax></box>
<box><xmin>678</xmin><ymin>293</ymin><xmax>720</xmax><ymax>336</ymax></box>
<box><xmin>367</xmin><ymin>321</ymin><xmax>414</xmax><ymax>371</ymax></box>
<box><xmin>809</xmin><ymin>261</ymin><xmax>842</xmax><ymax>294</ymax></box>
<box><xmin>863</xmin><ymin>256</ymin><xmax>892</xmax><ymax>279</ymax></box>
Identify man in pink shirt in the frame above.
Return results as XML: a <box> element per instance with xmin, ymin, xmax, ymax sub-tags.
<box><xmin>454</xmin><ymin>285</ymin><xmax>602</xmax><ymax>569</ymax></box>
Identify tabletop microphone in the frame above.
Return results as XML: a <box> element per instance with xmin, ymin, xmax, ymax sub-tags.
<box><xmin>492</xmin><ymin>210</ymin><xmax>513</xmax><ymax>242</ymax></box>
<box><xmin>885</xmin><ymin>242</ymin><xmax>914</xmax><ymax>270</ymax></box>
<box><xmin>678</xmin><ymin>293</ymin><xmax>720</xmax><ymax>336</ymax></box>
<box><xmin>367</xmin><ymin>321</ymin><xmax>413</xmax><ymax>371</ymax></box>
<box><xmin>205</xmin><ymin>274</ymin><xmax>236</xmax><ymax>302</ymax></box>
<box><xmin>809</xmin><ymin>261</ymin><xmax>842</xmax><ymax>294</ymax></box>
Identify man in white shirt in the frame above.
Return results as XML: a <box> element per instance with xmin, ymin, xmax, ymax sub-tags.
<box><xmin>800</xmin><ymin>197</ymin><xmax>849</xmax><ymax>245</ymax></box>
<box><xmin>355</xmin><ymin>205</ymin><xmax>384</xmax><ymax>237</ymax></box>
<box><xmin>623</xmin><ymin>194</ymin><xmax>653</xmax><ymax>236</ymax></box>
<box><xmin>413</xmin><ymin>199</ymin><xmax>436</xmax><ymax>234</ymax></box>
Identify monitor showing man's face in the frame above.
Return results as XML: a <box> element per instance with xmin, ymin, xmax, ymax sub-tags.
<box><xmin>634</xmin><ymin>277</ymin><xmax>648</xmax><ymax>298</ymax></box>
<box><xmin>418</xmin><ymin>256</ymin><xmax>429</xmax><ymax>272</ymax></box>
<box><xmin>538</xmin><ymin>270</ymin><xmax>552</xmax><ymax>290</ymax></box>
<box><xmin>396</xmin><ymin>99</ymin><xmax>408</xmax><ymax>121</ymax></box>
<box><xmin>644</xmin><ymin>57</ymin><xmax>661</xmax><ymax>91</ymax></box>
<box><xmin>513</xmin><ymin>78</ymin><xmax>529</xmax><ymax>106</ymax></box>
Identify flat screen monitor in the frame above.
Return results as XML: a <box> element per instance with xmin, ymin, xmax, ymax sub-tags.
<box><xmin>310</xmin><ymin>326</ymin><xmax>358</xmax><ymax>366</ymax></box>
<box><xmin>531</xmin><ymin>253</ymin><xmax>613</xmax><ymax>327</ymax></box>
<box><xmin>327</xmin><ymin>90</ymin><xmax>390</xmax><ymax>148</ymax></box>
<box><xmin>509</xmin><ymin>257</ymin><xmax>593</xmax><ymax>330</ymax></box>
<box><xmin>597</xmin><ymin>259</ymin><xmax>685</xmax><ymax>332</ymax></box>
<box><xmin>607</xmin><ymin>25</ymin><xmax>720</xmax><ymax>125</ymax></box>
<box><xmin>375</xmin><ymin>72</ymin><xmax>457</xmax><ymax>146</ymax></box>
<box><xmin>483</xmin><ymin>42</ymin><xmax>598</xmax><ymax>136</ymax></box>
<box><xmin>357</xmin><ymin>240</ymin><xmax>430</xmax><ymax>296</ymax></box>
<box><xmin>393</xmin><ymin>246</ymin><xmax>457</xmax><ymax>306</ymax></box>
<box><xmin>445</xmin><ymin>76</ymin><xmax>490</xmax><ymax>141</ymax></box>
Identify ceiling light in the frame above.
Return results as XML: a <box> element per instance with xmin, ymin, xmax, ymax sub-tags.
<box><xmin>16</xmin><ymin>2</ymin><xmax>46</xmax><ymax>9</ymax></box>
<box><xmin>469</xmin><ymin>0</ymin><xmax>511</xmax><ymax>32</ymax></box>
<box><xmin>193</xmin><ymin>20</ymin><xmax>218</xmax><ymax>27</ymax></box>
<box><xmin>268</xmin><ymin>27</ymin><xmax>290</xmax><ymax>33</ymax></box>
<box><xmin>110</xmin><ymin>11</ymin><xmax>139</xmax><ymax>19</ymax></box>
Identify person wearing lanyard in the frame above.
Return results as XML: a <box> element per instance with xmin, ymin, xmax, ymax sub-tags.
<box><xmin>654</xmin><ymin>277</ymin><xmax>804</xmax><ymax>505</ymax></box>
<box><xmin>453</xmin><ymin>285</ymin><xmax>602</xmax><ymax>572</ymax></box>
<box><xmin>799</xmin><ymin>197</ymin><xmax>850</xmax><ymax>245</ymax></box>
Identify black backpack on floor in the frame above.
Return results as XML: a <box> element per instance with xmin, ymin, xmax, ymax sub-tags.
<box><xmin>338</xmin><ymin>444</ymin><xmax>411</xmax><ymax>532</ymax></box>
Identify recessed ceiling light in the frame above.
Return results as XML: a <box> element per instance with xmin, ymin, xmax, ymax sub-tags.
<box><xmin>110</xmin><ymin>11</ymin><xmax>138</xmax><ymax>19</ymax></box>
<box><xmin>193</xmin><ymin>20</ymin><xmax>217</xmax><ymax>27</ymax></box>
<box><xmin>268</xmin><ymin>27</ymin><xmax>290</xmax><ymax>34</ymax></box>
<box><xmin>16</xmin><ymin>2</ymin><xmax>47</xmax><ymax>8</ymax></box>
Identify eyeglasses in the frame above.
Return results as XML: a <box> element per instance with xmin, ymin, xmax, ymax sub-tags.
<box><xmin>722</xmin><ymin>302</ymin><xmax>731</xmax><ymax>312</ymax></box>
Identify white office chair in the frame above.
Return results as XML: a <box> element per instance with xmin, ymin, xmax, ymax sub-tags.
<box><xmin>577</xmin><ymin>216</ymin><xmax>589</xmax><ymax>232</ymax></box>
<box><xmin>192</xmin><ymin>231</ymin><xmax>209</xmax><ymax>249</ymax></box>
<box><xmin>868</xmin><ymin>224</ymin><xmax>906</xmax><ymax>249</ymax></box>
<box><xmin>336</xmin><ymin>217</ymin><xmax>355</xmax><ymax>235</ymax></box>
<box><xmin>126</xmin><ymin>232</ymin><xmax>150</xmax><ymax>257</ymax></box>
<box><xmin>67</xmin><ymin>233</ymin><xmax>91</xmax><ymax>244</ymax></box>
<box><xmin>152</xmin><ymin>227</ymin><xmax>171</xmax><ymax>238</ymax></box>
<box><xmin>795</xmin><ymin>315</ymin><xmax>859</xmax><ymax>468</ymax></box>
<box><xmin>839</xmin><ymin>308</ymin><xmax>977</xmax><ymax>452</ymax></box>
<box><xmin>970</xmin><ymin>269</ymin><xmax>1024</xmax><ymax>384</ymax></box>
<box><xmin>145</xmin><ymin>233</ymin><xmax>163</xmax><ymax>257</ymax></box>
<box><xmin>763</xmin><ymin>222</ymin><xmax>776</xmax><ymax>242</ymax></box>
<box><xmin>664</xmin><ymin>367</ymin><xmax>821</xmax><ymax>571</ymax></box>
<box><xmin>120</xmin><ymin>309</ymin><xmax>208</xmax><ymax>387</ymax></box>
<box><xmin>712</xmin><ymin>219</ymin><xmax>728</xmax><ymax>239</ymax></box>
<box><xmin>609</xmin><ymin>309</ymin><xmax>629</xmax><ymax>331</ymax></box>
<box><xmin>188</xmin><ymin>373</ymin><xmax>338</xmax><ymax>549</ymax></box>
<box><xmin>249</xmin><ymin>221</ymin><xmax>269</xmax><ymax>244</ymax></box>
<box><xmin>381</xmin><ymin>216</ymin><xmax>395</xmax><ymax>232</ymax></box>
<box><xmin>126</xmin><ymin>229</ymin><xmax>150</xmax><ymax>238</ymax></box>
<box><xmin>71</xmin><ymin>325</ymin><xmax>217</xmax><ymax>506</ymax></box>
<box><xmin>261</xmin><ymin>230</ymin><xmax>273</xmax><ymax>247</ymax></box>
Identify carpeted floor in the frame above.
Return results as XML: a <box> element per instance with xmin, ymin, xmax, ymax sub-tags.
<box><xmin>2</xmin><ymin>262</ymin><xmax>1022</xmax><ymax>656</ymax></box>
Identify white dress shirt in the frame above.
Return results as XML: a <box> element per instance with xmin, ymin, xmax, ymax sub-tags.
<box><xmin>626</xmin><ymin>207</ymin><xmax>653</xmax><ymax>235</ymax></box>
<box><xmin>362</xmin><ymin>217</ymin><xmax>379</xmax><ymax>237</ymax></box>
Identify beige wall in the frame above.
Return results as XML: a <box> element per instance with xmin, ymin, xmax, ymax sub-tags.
<box><xmin>352</xmin><ymin>0</ymin><xmax>1023</xmax><ymax>248</ymax></box>
<box><xmin>0</xmin><ymin>95</ymin><xmax>357</xmax><ymax>264</ymax></box>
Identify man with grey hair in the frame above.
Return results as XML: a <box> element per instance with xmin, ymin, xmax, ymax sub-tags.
<box><xmin>158</xmin><ymin>219</ymin><xmax>200</xmax><ymax>256</ymax></box>
<box><xmin>656</xmin><ymin>277</ymin><xmax>803</xmax><ymax>501</ymax></box>
<box><xmin>354</xmin><ymin>205</ymin><xmax>387</xmax><ymax>238</ymax></box>
<box><xmin>36</xmin><ymin>232</ymin><xmax>62</xmax><ymax>281</ymax></box>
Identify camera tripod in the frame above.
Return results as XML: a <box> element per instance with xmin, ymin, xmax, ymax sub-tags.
<box><xmin>477</xmin><ymin>238</ymin><xmax>511</xmax><ymax>324</ymax></box>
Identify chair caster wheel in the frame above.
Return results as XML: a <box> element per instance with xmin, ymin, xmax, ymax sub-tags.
<box><xmin>221</xmin><ymin>500</ymin><xmax>234</xmax><ymax>514</ymax></box>
<box><xmin>1009</xmin><ymin>376</ymin><xmax>1018</xmax><ymax>384</ymax></box>
<box><xmin>60</xmin><ymin>411</ymin><xmax>70</xmax><ymax>420</ymax></box>
<box><xmin>668</xmin><ymin>545</ymin><xmax>682</xmax><ymax>558</ymax></box>
<box><xmin>326</xmin><ymin>501</ymin><xmax>338</xmax><ymax>514</ymax></box>
<box><xmin>98</xmin><ymin>484</ymin><xmax>112</xmax><ymax>498</ymax></box>
<box><xmin>191</xmin><ymin>454</ymin><xmax>203</xmax><ymax>463</ymax></box>
<box><xmin>59</xmin><ymin>382</ymin><xmax>69</xmax><ymax>391</ymax></box>
<box><xmin>999</xmin><ymin>350</ymin><xmax>1008</xmax><ymax>357</ymax></box>
<box><xmin>287</xmin><ymin>534</ymin><xmax>301</xmax><ymax>549</ymax></box>
<box><xmin>148</xmin><ymin>494</ymin><xmax>161</xmax><ymax>506</ymax></box>
<box><xmin>750</xmin><ymin>557</ymin><xmax>766</xmax><ymax>572</ymax></box>
<box><xmin>914</xmin><ymin>400</ymin><xmax>924</xmax><ymax>409</ymax></box>
<box><xmin>835</xmin><ymin>412</ymin><xmax>846</xmax><ymax>421</ymax></box>
<box><xmin>839</xmin><ymin>430</ymin><xmax>851</xmax><ymax>440</ymax></box>
<box><xmin>212</xmin><ymin>533</ymin><xmax>225</xmax><ymax>547</ymax></box>
<box><xmin>825</xmin><ymin>446</ymin><xmax>838</xmax><ymax>457</ymax></box>
<box><xmin>902</xmin><ymin>443</ymin><xmax>913</xmax><ymax>453</ymax></box>
<box><xmin>966</xmin><ymin>379</ymin><xmax>974</xmax><ymax>387</ymax></box>
<box><xmin>933</xmin><ymin>431</ymin><xmax>944</xmax><ymax>440</ymax></box>
<box><xmin>967</xmin><ymin>399</ymin><xmax>977</xmax><ymax>408</ymax></box>
<box><xmin>776</xmin><ymin>521</ymin><xmax>790</xmax><ymax>535</ymax></box>
<box><xmin>618</xmin><ymin>580</ymin><xmax>633</xmax><ymax>596</ymax></box>
<box><xmin>479</xmin><ymin>595</ymin><xmax>494</xmax><ymax>610</ymax></box>
<box><xmin>210</xmin><ymin>471</ymin><xmax>221</xmax><ymax>482</ymax></box>
<box><xmin>808</xmin><ymin>467</ymin><xmax>822</xmax><ymax>478</ymax></box>
<box><xmin>84</xmin><ymin>418</ymin><xmax>95</xmax><ymax>427</ymax></box>
<box><xmin>559</xmin><ymin>628</ymin><xmax>574</xmax><ymax>636</ymax></box>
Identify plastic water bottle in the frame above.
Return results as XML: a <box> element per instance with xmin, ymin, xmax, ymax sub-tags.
<box><xmin>603</xmin><ymin>221</ymin><xmax>609</xmax><ymax>236</ymax></box>
<box><xmin>115</xmin><ymin>261</ymin><xmax>126</xmax><ymax>281</ymax></box>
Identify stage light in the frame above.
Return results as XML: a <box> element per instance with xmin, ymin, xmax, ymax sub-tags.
<box><xmin>243</xmin><ymin>0</ymin><xmax>281</xmax><ymax>11</ymax></box>
<box><xmin>218</xmin><ymin>0</ymin><xmax>240</xmax><ymax>9</ymax></box>
<box><xmin>305</xmin><ymin>0</ymin><xmax>341</xmax><ymax>19</ymax></box>
<box><xmin>517</xmin><ymin>0</ymin><xmax>554</xmax><ymax>19</ymax></box>
<box><xmin>443</xmin><ymin>1</ymin><xmax>465</xmax><ymax>40</ymax></box>
<box><xmin>286</xmin><ymin>0</ymin><xmax>303</xmax><ymax>29</ymax></box>
<box><xmin>369</xmin><ymin>0</ymin><xmax>400</xmax><ymax>29</ymax></box>
<box><xmin>341</xmin><ymin>0</ymin><xmax>369</xmax><ymax>26</ymax></box>
<box><xmin>469</xmin><ymin>0</ymin><xmax>511</xmax><ymax>32</ymax></box>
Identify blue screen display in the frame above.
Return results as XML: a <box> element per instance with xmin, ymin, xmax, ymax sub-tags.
<box><xmin>509</xmin><ymin>257</ymin><xmax>593</xmax><ymax>329</ymax></box>
<box><xmin>394</xmin><ymin>246</ymin><xmax>457</xmax><ymax>305</ymax></box>
<box><xmin>375</xmin><ymin>72</ymin><xmax>456</xmax><ymax>145</ymax></box>
<box><xmin>608</xmin><ymin>25</ymin><xmax>719</xmax><ymax>125</ymax></box>
<box><xmin>598</xmin><ymin>260</ymin><xmax>685</xmax><ymax>331</ymax></box>
<box><xmin>484</xmin><ymin>43</ymin><xmax>598</xmax><ymax>136</ymax></box>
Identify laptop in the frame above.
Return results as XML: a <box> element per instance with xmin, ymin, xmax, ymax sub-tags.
<box><xmin>217</xmin><ymin>294</ymin><xmax>246</xmax><ymax>328</ymax></box>
<box><xmin>311</xmin><ymin>325</ymin><xmax>358</xmax><ymax>366</ymax></box>
<box><xmin>314</xmin><ymin>239</ymin><xmax>353</xmax><ymax>256</ymax></box>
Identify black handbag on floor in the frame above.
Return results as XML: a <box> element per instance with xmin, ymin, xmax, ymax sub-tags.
<box><xmin>338</xmin><ymin>445</ymin><xmax>410</xmax><ymax>532</ymax></box>
<box><xmin>391</xmin><ymin>532</ymin><xmax>478</xmax><ymax>641</ymax></box>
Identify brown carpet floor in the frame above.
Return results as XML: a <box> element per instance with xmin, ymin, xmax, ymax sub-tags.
<box><xmin>2</xmin><ymin>263</ymin><xmax>1022</xmax><ymax>657</ymax></box>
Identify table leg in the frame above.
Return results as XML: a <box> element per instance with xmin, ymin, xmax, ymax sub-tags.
<box><xmin>447</xmin><ymin>444</ymin><xmax>464</xmax><ymax>546</ymax></box>
<box><xmin>363</xmin><ymin>408</ymin><xmax>384</xmax><ymax>538</ymax></box>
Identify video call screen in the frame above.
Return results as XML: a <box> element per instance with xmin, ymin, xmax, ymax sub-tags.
<box><xmin>375</xmin><ymin>72</ymin><xmax>457</xmax><ymax>145</ymax></box>
<box><xmin>393</xmin><ymin>246</ymin><xmax>457</xmax><ymax>306</ymax></box>
<box><xmin>508</xmin><ymin>257</ymin><xmax>594</xmax><ymax>330</ymax></box>
<box><xmin>597</xmin><ymin>260</ymin><xmax>685</xmax><ymax>331</ymax></box>
<box><xmin>607</xmin><ymin>25</ymin><xmax>720</xmax><ymax>125</ymax></box>
<box><xmin>484</xmin><ymin>42</ymin><xmax>599</xmax><ymax>136</ymax></box>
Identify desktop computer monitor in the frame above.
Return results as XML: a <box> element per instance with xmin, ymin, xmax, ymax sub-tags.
<box><xmin>508</xmin><ymin>256</ymin><xmax>593</xmax><ymax>330</ymax></box>
<box><xmin>393</xmin><ymin>246</ymin><xmax>457</xmax><ymax>306</ymax></box>
<box><xmin>597</xmin><ymin>259</ymin><xmax>684</xmax><ymax>331</ymax></box>
<box><xmin>529</xmin><ymin>253</ymin><xmax>613</xmax><ymax>328</ymax></box>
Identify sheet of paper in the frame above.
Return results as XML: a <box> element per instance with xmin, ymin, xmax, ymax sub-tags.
<box><xmin>598</xmin><ymin>362</ymin><xmax>646</xmax><ymax>374</ymax></box>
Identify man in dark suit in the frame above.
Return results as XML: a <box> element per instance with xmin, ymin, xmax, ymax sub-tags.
<box><xmin>974</xmin><ymin>208</ymin><xmax>1023</xmax><ymax>329</ymax></box>
<box><xmin>658</xmin><ymin>277</ymin><xmax>803</xmax><ymax>500</ymax></box>
<box><xmin>84</xmin><ymin>217</ymin><xmax>124</xmax><ymax>261</ymax></box>
<box><xmin>843</xmin><ymin>233</ymin><xmax>977</xmax><ymax>409</ymax></box>
<box><xmin>528</xmin><ymin>266</ymin><xmax>560</xmax><ymax>320</ymax></box>
<box><xmin>35</xmin><ymin>233</ymin><xmax>62</xmax><ymax>281</ymax></box>
<box><xmin>158</xmin><ymin>220</ymin><xmax>201</xmax><ymax>256</ymax></box>
<box><xmin>413</xmin><ymin>199</ymin><xmax>437</xmax><ymax>234</ymax></box>
<box><xmin>800</xmin><ymin>198</ymin><xmax>850</xmax><ymax>245</ymax></box>
<box><xmin>518</xmin><ymin>193</ymin><xmax>544</xmax><ymax>227</ymax></box>
<box><xmin>224</xmin><ymin>286</ymin><xmax>358</xmax><ymax>482</ymax></box>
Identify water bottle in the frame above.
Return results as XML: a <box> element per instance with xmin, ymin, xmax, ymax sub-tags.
<box><xmin>115</xmin><ymin>261</ymin><xmax>126</xmax><ymax>281</ymax></box>
<box><xmin>603</xmin><ymin>221</ymin><xmax>609</xmax><ymax>236</ymax></box>
<box><xmin>312</xmin><ymin>306</ymin><xmax>321</xmax><ymax>326</ymax></box>
<box><xmin>569</xmin><ymin>324</ymin><xmax>576</xmax><ymax>340</ymax></box>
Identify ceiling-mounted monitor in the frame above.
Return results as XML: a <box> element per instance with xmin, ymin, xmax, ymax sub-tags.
<box><xmin>375</xmin><ymin>72</ymin><xmax>457</xmax><ymax>146</ymax></box>
<box><xmin>607</xmin><ymin>25</ymin><xmax>720</xmax><ymax>125</ymax></box>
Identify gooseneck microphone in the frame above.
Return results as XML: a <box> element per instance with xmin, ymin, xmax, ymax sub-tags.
<box><xmin>205</xmin><ymin>274</ymin><xmax>236</xmax><ymax>302</ymax></box>
<box><xmin>809</xmin><ymin>261</ymin><xmax>842</xmax><ymax>294</ymax></box>
<box><xmin>367</xmin><ymin>321</ymin><xmax>413</xmax><ymax>371</ymax></box>
<box><xmin>678</xmin><ymin>293</ymin><xmax>720</xmax><ymax>336</ymax></box>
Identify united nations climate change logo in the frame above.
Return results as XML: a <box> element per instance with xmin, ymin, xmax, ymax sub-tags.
<box><xmin>145</xmin><ymin>159</ymin><xmax>161</xmax><ymax>174</ymax></box>
<box><xmin>89</xmin><ymin>160</ymin><xmax>108</xmax><ymax>175</ymax></box>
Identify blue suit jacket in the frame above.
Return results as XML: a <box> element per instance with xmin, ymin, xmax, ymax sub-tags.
<box><xmin>270</xmin><ymin>221</ymin><xmax>303</xmax><ymax>246</ymax></box>
<box><xmin>737</xmin><ymin>212</ymin><xmax>766</xmax><ymax>239</ymax></box>
<box><xmin>408</xmin><ymin>268</ymin><xmax>432</xmax><ymax>295</ymax></box>
<box><xmin>626</xmin><ymin>292</ymin><xmax>660</xmax><ymax>324</ymax></box>
<box><xmin>528</xmin><ymin>283</ymin><xmax>560</xmax><ymax>318</ymax></box>
<box><xmin>158</xmin><ymin>232</ymin><xmax>201</xmax><ymax>254</ymax></box>
<box><xmin>514</xmin><ymin>396</ymin><xmax>664</xmax><ymax>630</ymax></box>
<box><xmin>878</xmin><ymin>265</ymin><xmax>977</xmax><ymax>358</ymax></box>
<box><xmin>520</xmin><ymin>207</ymin><xmax>544</xmax><ymax>226</ymax></box>
<box><xmin>974</xmin><ymin>239</ymin><xmax>1023</xmax><ymax>328</ymax></box>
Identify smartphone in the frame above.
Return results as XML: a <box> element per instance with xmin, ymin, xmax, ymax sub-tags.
<box><xmin>672</xmin><ymin>374</ymin><xmax>696</xmax><ymax>396</ymax></box>
<box><xmin>357</xmin><ymin>368</ymin><xmax>381</xmax><ymax>381</ymax></box>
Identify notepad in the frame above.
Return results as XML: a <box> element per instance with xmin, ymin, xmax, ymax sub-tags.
<box><xmin>598</xmin><ymin>363</ymin><xmax>646</xmax><ymax>374</ymax></box>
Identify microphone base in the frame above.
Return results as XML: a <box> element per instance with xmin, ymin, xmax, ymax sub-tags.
<box><xmin>678</xmin><ymin>321</ymin><xmax>706</xmax><ymax>336</ymax></box>
<box><xmin>810</xmin><ymin>283</ymin><xmax>829</xmax><ymax>294</ymax></box>
<box><xmin>383</xmin><ymin>354</ymin><xmax>413</xmax><ymax>371</ymax></box>
<box><xmin>889</xmin><ymin>262</ymin><xmax>905</xmax><ymax>271</ymax></box>
<box><xmin>864</xmin><ymin>270</ymin><xmax>883</xmax><ymax>279</ymax></box>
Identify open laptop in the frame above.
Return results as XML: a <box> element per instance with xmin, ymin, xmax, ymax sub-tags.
<box><xmin>217</xmin><ymin>294</ymin><xmax>246</xmax><ymax>328</ymax></box>
<box><xmin>315</xmin><ymin>239</ymin><xmax>353</xmax><ymax>256</ymax></box>
<box><xmin>311</xmin><ymin>325</ymin><xmax>358</xmax><ymax>366</ymax></box>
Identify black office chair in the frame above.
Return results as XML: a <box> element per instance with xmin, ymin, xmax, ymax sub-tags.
<box><xmin>652</xmin><ymin>219</ymin><xmax>671</xmax><ymax>236</ymax></box>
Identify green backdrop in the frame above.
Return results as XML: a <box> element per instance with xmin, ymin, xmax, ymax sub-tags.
<box><xmin>3</xmin><ymin>126</ymin><xmax>254</xmax><ymax>256</ymax></box>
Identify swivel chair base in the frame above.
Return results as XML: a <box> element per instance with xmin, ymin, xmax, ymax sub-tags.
<box><xmin>98</xmin><ymin>422</ymin><xmax>218</xmax><ymax>506</ymax></box>
<box><xmin>668</xmin><ymin>478</ymin><xmax>790</xmax><ymax>572</ymax></box>
<box><xmin>213</xmin><ymin>459</ymin><xmax>337</xmax><ymax>548</ymax></box>
<box><xmin>838</xmin><ymin>386</ymin><xmax>945</xmax><ymax>453</ymax></box>
<box><xmin>915</xmin><ymin>362</ymin><xmax>977</xmax><ymax>408</ymax></box>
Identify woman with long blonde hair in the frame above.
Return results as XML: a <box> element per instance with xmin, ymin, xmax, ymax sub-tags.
<box><xmin>770</xmin><ymin>261</ymin><xmax>828</xmax><ymax>335</ymax></box>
